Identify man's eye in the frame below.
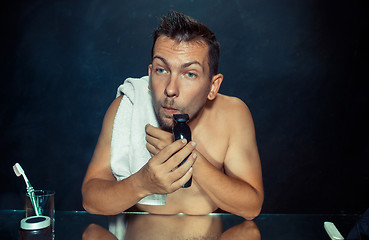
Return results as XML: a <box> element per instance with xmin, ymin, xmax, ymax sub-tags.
<box><xmin>156</xmin><ymin>68</ymin><xmax>167</xmax><ymax>74</ymax></box>
<box><xmin>185</xmin><ymin>72</ymin><xmax>197</xmax><ymax>78</ymax></box>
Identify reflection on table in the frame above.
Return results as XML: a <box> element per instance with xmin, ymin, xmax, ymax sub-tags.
<box><xmin>83</xmin><ymin>213</ymin><xmax>260</xmax><ymax>240</ymax></box>
<box><xmin>0</xmin><ymin>210</ymin><xmax>363</xmax><ymax>239</ymax></box>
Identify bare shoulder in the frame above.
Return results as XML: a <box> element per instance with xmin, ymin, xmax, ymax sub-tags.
<box><xmin>105</xmin><ymin>95</ymin><xmax>124</xmax><ymax>123</ymax></box>
<box><xmin>215</xmin><ymin>94</ymin><xmax>250</xmax><ymax>111</ymax></box>
<box><xmin>214</xmin><ymin>94</ymin><xmax>254</xmax><ymax>128</ymax></box>
<box><xmin>90</xmin><ymin>94</ymin><xmax>124</xmax><ymax>162</ymax></box>
<box><xmin>98</xmin><ymin>95</ymin><xmax>124</xmax><ymax>144</ymax></box>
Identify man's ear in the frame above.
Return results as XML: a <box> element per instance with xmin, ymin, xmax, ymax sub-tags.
<box><xmin>208</xmin><ymin>74</ymin><xmax>223</xmax><ymax>100</ymax></box>
<box><xmin>148</xmin><ymin>64</ymin><xmax>152</xmax><ymax>90</ymax></box>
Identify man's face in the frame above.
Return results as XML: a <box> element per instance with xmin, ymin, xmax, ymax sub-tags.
<box><xmin>149</xmin><ymin>36</ymin><xmax>212</xmax><ymax>131</ymax></box>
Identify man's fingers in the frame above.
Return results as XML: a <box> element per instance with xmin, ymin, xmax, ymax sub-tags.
<box><xmin>143</xmin><ymin>137</ymin><xmax>197</xmax><ymax>194</ymax></box>
<box><xmin>151</xmin><ymin>139</ymin><xmax>188</xmax><ymax>164</ymax></box>
<box><xmin>146</xmin><ymin>134</ymin><xmax>166</xmax><ymax>151</ymax></box>
<box><xmin>145</xmin><ymin>134</ymin><xmax>159</xmax><ymax>150</ymax></box>
<box><xmin>171</xmin><ymin>167</ymin><xmax>194</xmax><ymax>190</ymax></box>
<box><xmin>146</xmin><ymin>142</ymin><xmax>159</xmax><ymax>156</ymax></box>
<box><xmin>164</xmin><ymin>141</ymin><xmax>197</xmax><ymax>170</ymax></box>
<box><xmin>145</xmin><ymin>124</ymin><xmax>174</xmax><ymax>152</ymax></box>
<box><xmin>145</xmin><ymin>124</ymin><xmax>172</xmax><ymax>139</ymax></box>
<box><xmin>169</xmin><ymin>151</ymin><xmax>197</xmax><ymax>181</ymax></box>
<box><xmin>145</xmin><ymin>124</ymin><xmax>158</xmax><ymax>136</ymax></box>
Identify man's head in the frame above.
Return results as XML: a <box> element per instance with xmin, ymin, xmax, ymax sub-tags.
<box><xmin>151</xmin><ymin>11</ymin><xmax>220</xmax><ymax>79</ymax></box>
<box><xmin>149</xmin><ymin>11</ymin><xmax>223</xmax><ymax>131</ymax></box>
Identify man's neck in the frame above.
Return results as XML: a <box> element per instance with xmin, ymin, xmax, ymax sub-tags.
<box><xmin>188</xmin><ymin>99</ymin><xmax>212</xmax><ymax>133</ymax></box>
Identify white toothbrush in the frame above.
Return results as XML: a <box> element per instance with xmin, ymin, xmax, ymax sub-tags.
<box><xmin>13</xmin><ymin>163</ymin><xmax>41</xmax><ymax>216</ymax></box>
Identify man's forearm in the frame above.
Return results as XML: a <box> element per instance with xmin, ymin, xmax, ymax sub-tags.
<box><xmin>82</xmin><ymin>174</ymin><xmax>146</xmax><ymax>215</ymax></box>
<box><xmin>192</xmin><ymin>151</ymin><xmax>263</xmax><ymax>220</ymax></box>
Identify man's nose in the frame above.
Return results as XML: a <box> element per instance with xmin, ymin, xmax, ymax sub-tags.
<box><xmin>164</xmin><ymin>74</ymin><xmax>179</xmax><ymax>97</ymax></box>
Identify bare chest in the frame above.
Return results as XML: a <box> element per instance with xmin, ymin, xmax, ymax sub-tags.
<box><xmin>192</xmin><ymin>126</ymin><xmax>229</xmax><ymax>170</ymax></box>
<box><xmin>137</xmin><ymin>126</ymin><xmax>229</xmax><ymax>214</ymax></box>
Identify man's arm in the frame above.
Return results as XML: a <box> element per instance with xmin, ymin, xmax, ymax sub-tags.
<box><xmin>192</xmin><ymin>98</ymin><xmax>263</xmax><ymax>220</ymax></box>
<box><xmin>82</xmin><ymin>96</ymin><xmax>196</xmax><ymax>215</ymax></box>
<box><xmin>82</xmin><ymin>96</ymin><xmax>145</xmax><ymax>215</ymax></box>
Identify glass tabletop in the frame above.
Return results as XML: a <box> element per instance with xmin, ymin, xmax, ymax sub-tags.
<box><xmin>0</xmin><ymin>210</ymin><xmax>361</xmax><ymax>239</ymax></box>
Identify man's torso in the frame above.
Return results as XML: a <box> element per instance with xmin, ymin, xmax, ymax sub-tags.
<box><xmin>137</xmin><ymin>93</ymin><xmax>238</xmax><ymax>214</ymax></box>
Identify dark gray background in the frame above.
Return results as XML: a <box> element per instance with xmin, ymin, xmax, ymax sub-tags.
<box><xmin>1</xmin><ymin>0</ymin><xmax>368</xmax><ymax>214</ymax></box>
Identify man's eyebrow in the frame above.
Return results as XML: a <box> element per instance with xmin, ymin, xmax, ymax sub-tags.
<box><xmin>181</xmin><ymin>61</ymin><xmax>204</xmax><ymax>72</ymax></box>
<box><xmin>153</xmin><ymin>56</ymin><xmax>204</xmax><ymax>72</ymax></box>
<box><xmin>153</xmin><ymin>56</ymin><xmax>169</xmax><ymax>67</ymax></box>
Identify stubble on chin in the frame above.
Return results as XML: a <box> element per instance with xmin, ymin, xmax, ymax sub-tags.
<box><xmin>154</xmin><ymin>108</ymin><xmax>175</xmax><ymax>132</ymax></box>
<box><xmin>160</xmin><ymin>119</ymin><xmax>174</xmax><ymax>132</ymax></box>
<box><xmin>153</xmin><ymin>98</ymin><xmax>182</xmax><ymax>132</ymax></box>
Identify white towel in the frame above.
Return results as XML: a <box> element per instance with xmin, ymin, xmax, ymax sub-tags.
<box><xmin>110</xmin><ymin>76</ymin><xmax>167</xmax><ymax>205</ymax></box>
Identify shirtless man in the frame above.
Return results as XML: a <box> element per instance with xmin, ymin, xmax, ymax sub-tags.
<box><xmin>82</xmin><ymin>11</ymin><xmax>263</xmax><ymax>220</ymax></box>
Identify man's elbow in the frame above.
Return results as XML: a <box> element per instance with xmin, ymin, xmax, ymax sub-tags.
<box><xmin>81</xmin><ymin>187</ymin><xmax>106</xmax><ymax>215</ymax></box>
<box><xmin>241</xmin><ymin>205</ymin><xmax>262</xmax><ymax>221</ymax></box>
<box><xmin>82</xmin><ymin>198</ymin><xmax>100</xmax><ymax>215</ymax></box>
<box><xmin>240</xmin><ymin>195</ymin><xmax>264</xmax><ymax>220</ymax></box>
<box><xmin>82</xmin><ymin>185</ymin><xmax>96</xmax><ymax>214</ymax></box>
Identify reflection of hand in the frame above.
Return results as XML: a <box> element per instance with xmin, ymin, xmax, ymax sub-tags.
<box><xmin>145</xmin><ymin>124</ymin><xmax>174</xmax><ymax>157</ymax></box>
<box><xmin>137</xmin><ymin>138</ymin><xmax>197</xmax><ymax>195</ymax></box>
<box><xmin>219</xmin><ymin>220</ymin><xmax>261</xmax><ymax>240</ymax></box>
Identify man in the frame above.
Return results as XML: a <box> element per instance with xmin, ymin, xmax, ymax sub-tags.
<box><xmin>82</xmin><ymin>11</ymin><xmax>263</xmax><ymax>220</ymax></box>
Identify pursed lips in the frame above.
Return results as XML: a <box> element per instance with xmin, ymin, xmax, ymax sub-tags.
<box><xmin>162</xmin><ymin>105</ymin><xmax>179</xmax><ymax>115</ymax></box>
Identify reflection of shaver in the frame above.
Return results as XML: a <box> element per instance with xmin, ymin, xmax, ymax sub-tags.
<box><xmin>172</xmin><ymin>114</ymin><xmax>192</xmax><ymax>188</ymax></box>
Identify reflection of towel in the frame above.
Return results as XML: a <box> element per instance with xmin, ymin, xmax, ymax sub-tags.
<box><xmin>110</xmin><ymin>76</ymin><xmax>167</xmax><ymax>205</ymax></box>
<box><xmin>108</xmin><ymin>215</ymin><xmax>127</xmax><ymax>240</ymax></box>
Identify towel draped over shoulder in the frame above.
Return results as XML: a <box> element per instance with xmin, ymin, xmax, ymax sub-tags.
<box><xmin>110</xmin><ymin>76</ymin><xmax>167</xmax><ymax>205</ymax></box>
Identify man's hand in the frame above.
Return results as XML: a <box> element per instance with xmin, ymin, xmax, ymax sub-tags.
<box><xmin>137</xmin><ymin>138</ymin><xmax>197</xmax><ymax>195</ymax></box>
<box><xmin>145</xmin><ymin>124</ymin><xmax>174</xmax><ymax>156</ymax></box>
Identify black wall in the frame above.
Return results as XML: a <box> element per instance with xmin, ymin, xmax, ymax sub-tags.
<box><xmin>1</xmin><ymin>0</ymin><xmax>368</xmax><ymax>214</ymax></box>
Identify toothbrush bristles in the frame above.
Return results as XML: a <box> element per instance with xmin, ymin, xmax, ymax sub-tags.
<box><xmin>13</xmin><ymin>163</ymin><xmax>23</xmax><ymax>177</ymax></box>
